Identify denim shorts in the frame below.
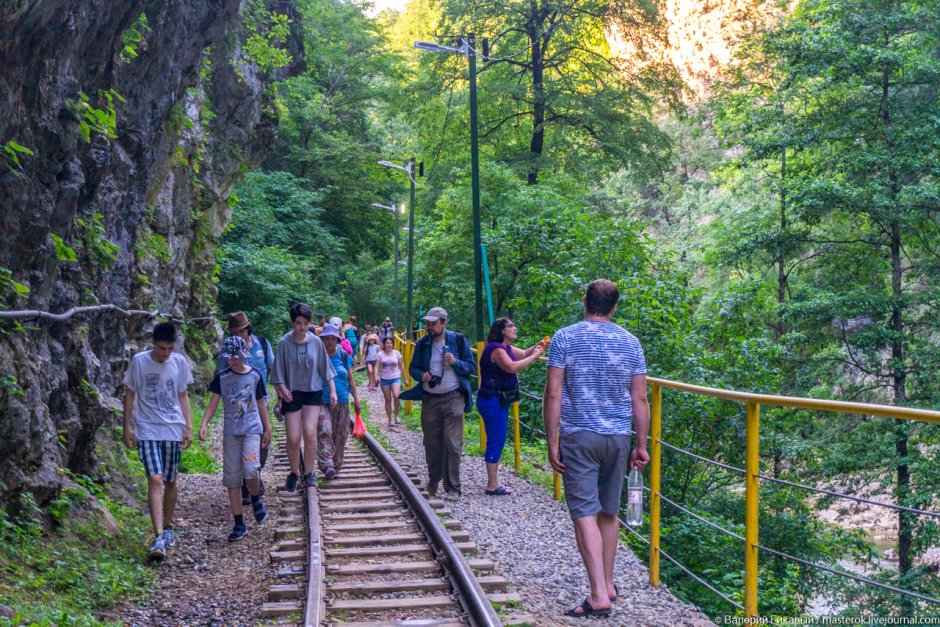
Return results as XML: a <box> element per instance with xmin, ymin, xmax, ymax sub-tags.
<box><xmin>559</xmin><ymin>431</ymin><xmax>630</xmax><ymax>520</ymax></box>
<box><xmin>380</xmin><ymin>377</ymin><xmax>401</xmax><ymax>388</ymax></box>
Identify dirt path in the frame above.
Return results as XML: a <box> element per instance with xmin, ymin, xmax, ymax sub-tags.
<box><xmin>119</xmin><ymin>422</ymin><xmax>283</xmax><ymax>626</ymax></box>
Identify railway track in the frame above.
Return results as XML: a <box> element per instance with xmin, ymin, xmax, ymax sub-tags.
<box><xmin>259</xmin><ymin>426</ymin><xmax>532</xmax><ymax>626</ymax></box>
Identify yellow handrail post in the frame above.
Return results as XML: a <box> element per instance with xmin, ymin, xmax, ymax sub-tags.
<box><xmin>403</xmin><ymin>341</ymin><xmax>413</xmax><ymax>416</ymax></box>
<box><xmin>476</xmin><ymin>341</ymin><xmax>486</xmax><ymax>452</ymax></box>
<box><xmin>649</xmin><ymin>383</ymin><xmax>662</xmax><ymax>587</ymax></box>
<box><xmin>745</xmin><ymin>401</ymin><xmax>760</xmax><ymax>618</ymax></box>
<box><xmin>512</xmin><ymin>401</ymin><xmax>521</xmax><ymax>472</ymax></box>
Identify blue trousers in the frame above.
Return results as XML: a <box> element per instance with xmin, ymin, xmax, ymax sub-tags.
<box><xmin>476</xmin><ymin>395</ymin><xmax>509</xmax><ymax>463</ymax></box>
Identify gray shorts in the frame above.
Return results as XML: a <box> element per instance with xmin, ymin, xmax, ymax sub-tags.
<box><xmin>222</xmin><ymin>434</ymin><xmax>262</xmax><ymax>488</ymax></box>
<box><xmin>560</xmin><ymin>431</ymin><xmax>631</xmax><ymax>520</ymax></box>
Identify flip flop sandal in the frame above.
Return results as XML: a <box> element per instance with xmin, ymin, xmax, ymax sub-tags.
<box><xmin>565</xmin><ymin>599</ymin><xmax>612</xmax><ymax>618</ymax></box>
<box><xmin>610</xmin><ymin>584</ymin><xmax>621</xmax><ymax>603</ymax></box>
<box><xmin>484</xmin><ymin>486</ymin><xmax>512</xmax><ymax>496</ymax></box>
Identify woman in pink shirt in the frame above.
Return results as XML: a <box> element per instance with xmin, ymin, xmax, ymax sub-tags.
<box><xmin>377</xmin><ymin>337</ymin><xmax>405</xmax><ymax>427</ymax></box>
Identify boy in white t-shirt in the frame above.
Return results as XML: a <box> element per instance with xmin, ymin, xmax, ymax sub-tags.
<box><xmin>122</xmin><ymin>322</ymin><xmax>194</xmax><ymax>561</ymax></box>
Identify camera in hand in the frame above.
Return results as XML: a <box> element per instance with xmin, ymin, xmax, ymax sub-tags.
<box><xmin>428</xmin><ymin>374</ymin><xmax>443</xmax><ymax>388</ymax></box>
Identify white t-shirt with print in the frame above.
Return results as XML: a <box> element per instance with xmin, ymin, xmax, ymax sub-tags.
<box><xmin>123</xmin><ymin>350</ymin><xmax>194</xmax><ymax>441</ymax></box>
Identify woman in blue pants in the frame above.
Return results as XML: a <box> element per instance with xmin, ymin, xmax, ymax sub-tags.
<box><xmin>476</xmin><ymin>318</ymin><xmax>545</xmax><ymax>495</ymax></box>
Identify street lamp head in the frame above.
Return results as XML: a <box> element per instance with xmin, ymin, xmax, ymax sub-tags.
<box><xmin>414</xmin><ymin>40</ymin><xmax>467</xmax><ymax>56</ymax></box>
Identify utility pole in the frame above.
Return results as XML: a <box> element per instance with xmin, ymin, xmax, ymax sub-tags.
<box><xmin>468</xmin><ymin>34</ymin><xmax>483</xmax><ymax>343</ymax></box>
<box><xmin>407</xmin><ymin>157</ymin><xmax>416</xmax><ymax>341</ymax></box>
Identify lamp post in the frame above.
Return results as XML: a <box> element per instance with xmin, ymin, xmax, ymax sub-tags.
<box><xmin>414</xmin><ymin>36</ymin><xmax>484</xmax><ymax>343</ymax></box>
<box><xmin>371</xmin><ymin>202</ymin><xmax>399</xmax><ymax>326</ymax></box>
<box><xmin>378</xmin><ymin>159</ymin><xmax>416</xmax><ymax>339</ymax></box>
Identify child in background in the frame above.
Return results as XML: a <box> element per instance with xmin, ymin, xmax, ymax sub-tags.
<box><xmin>199</xmin><ymin>335</ymin><xmax>272</xmax><ymax>541</ymax></box>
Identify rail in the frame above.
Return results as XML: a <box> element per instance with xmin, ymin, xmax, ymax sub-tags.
<box><xmin>362</xmin><ymin>428</ymin><xmax>502</xmax><ymax>626</ymax></box>
<box><xmin>390</xmin><ymin>330</ymin><xmax>940</xmax><ymax>619</ymax></box>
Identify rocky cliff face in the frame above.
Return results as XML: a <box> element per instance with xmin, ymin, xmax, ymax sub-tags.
<box><xmin>609</xmin><ymin>0</ymin><xmax>786</xmax><ymax>98</ymax></box>
<box><xmin>0</xmin><ymin>0</ymin><xmax>300</xmax><ymax>509</ymax></box>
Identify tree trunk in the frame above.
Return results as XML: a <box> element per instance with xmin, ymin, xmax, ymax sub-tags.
<box><xmin>528</xmin><ymin>32</ymin><xmax>545</xmax><ymax>186</ymax></box>
<box><xmin>891</xmin><ymin>219</ymin><xmax>912</xmax><ymax>578</ymax></box>
<box><xmin>775</xmin><ymin>147</ymin><xmax>787</xmax><ymax>340</ymax></box>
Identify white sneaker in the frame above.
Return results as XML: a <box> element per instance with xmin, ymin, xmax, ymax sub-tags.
<box><xmin>148</xmin><ymin>534</ymin><xmax>167</xmax><ymax>561</ymax></box>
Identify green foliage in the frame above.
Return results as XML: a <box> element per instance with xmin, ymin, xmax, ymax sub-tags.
<box><xmin>119</xmin><ymin>12</ymin><xmax>151</xmax><ymax>62</ymax></box>
<box><xmin>68</xmin><ymin>89</ymin><xmax>125</xmax><ymax>143</ymax></box>
<box><xmin>239</xmin><ymin>0</ymin><xmax>292</xmax><ymax>74</ymax></box>
<box><xmin>135</xmin><ymin>231</ymin><xmax>171</xmax><ymax>264</ymax></box>
<box><xmin>217</xmin><ymin>170</ymin><xmax>343</xmax><ymax>339</ymax></box>
<box><xmin>49</xmin><ymin>233</ymin><xmax>77</xmax><ymax>263</ymax></box>
<box><xmin>1</xmin><ymin>374</ymin><xmax>25</xmax><ymax>397</ymax></box>
<box><xmin>0</xmin><ymin>266</ymin><xmax>30</xmax><ymax>305</ymax></box>
<box><xmin>1</xmin><ymin>140</ymin><xmax>34</xmax><ymax>174</ymax></box>
<box><xmin>0</xmin><ymin>464</ymin><xmax>154</xmax><ymax>625</ymax></box>
<box><xmin>179</xmin><ymin>397</ymin><xmax>220</xmax><ymax>475</ymax></box>
<box><xmin>75</xmin><ymin>213</ymin><xmax>121</xmax><ymax>269</ymax></box>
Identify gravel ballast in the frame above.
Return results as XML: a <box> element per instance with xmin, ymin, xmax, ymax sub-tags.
<box><xmin>360</xmin><ymin>383</ymin><xmax>714</xmax><ymax>626</ymax></box>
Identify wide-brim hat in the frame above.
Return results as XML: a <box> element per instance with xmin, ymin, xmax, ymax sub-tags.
<box><xmin>227</xmin><ymin>311</ymin><xmax>251</xmax><ymax>331</ymax></box>
<box><xmin>422</xmin><ymin>307</ymin><xmax>448</xmax><ymax>322</ymax></box>
<box><xmin>320</xmin><ymin>324</ymin><xmax>342</xmax><ymax>339</ymax></box>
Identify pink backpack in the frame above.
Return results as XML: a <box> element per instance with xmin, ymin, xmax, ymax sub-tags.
<box><xmin>341</xmin><ymin>339</ymin><xmax>353</xmax><ymax>355</ymax></box>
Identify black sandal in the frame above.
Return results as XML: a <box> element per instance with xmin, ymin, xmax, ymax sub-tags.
<box><xmin>565</xmin><ymin>599</ymin><xmax>612</xmax><ymax>618</ymax></box>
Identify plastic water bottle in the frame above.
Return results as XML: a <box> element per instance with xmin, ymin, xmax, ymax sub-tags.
<box><xmin>626</xmin><ymin>467</ymin><xmax>643</xmax><ymax>526</ymax></box>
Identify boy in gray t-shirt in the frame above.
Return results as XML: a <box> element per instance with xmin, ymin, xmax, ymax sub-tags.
<box><xmin>199</xmin><ymin>335</ymin><xmax>272</xmax><ymax>542</ymax></box>
<box><xmin>122</xmin><ymin>322</ymin><xmax>194</xmax><ymax>561</ymax></box>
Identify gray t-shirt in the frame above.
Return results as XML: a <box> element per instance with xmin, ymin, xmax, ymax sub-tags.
<box><xmin>209</xmin><ymin>367</ymin><xmax>266</xmax><ymax>436</ymax></box>
<box><xmin>546</xmin><ymin>320</ymin><xmax>646</xmax><ymax>437</ymax></box>
<box><xmin>122</xmin><ymin>350</ymin><xmax>194</xmax><ymax>441</ymax></box>
<box><xmin>423</xmin><ymin>339</ymin><xmax>460</xmax><ymax>394</ymax></box>
<box><xmin>270</xmin><ymin>331</ymin><xmax>336</xmax><ymax>392</ymax></box>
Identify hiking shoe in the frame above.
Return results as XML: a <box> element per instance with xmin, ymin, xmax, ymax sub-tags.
<box><xmin>147</xmin><ymin>533</ymin><xmax>167</xmax><ymax>561</ymax></box>
<box><xmin>163</xmin><ymin>527</ymin><xmax>176</xmax><ymax>548</ymax></box>
<box><xmin>228</xmin><ymin>523</ymin><xmax>248</xmax><ymax>542</ymax></box>
<box><xmin>303</xmin><ymin>473</ymin><xmax>315</xmax><ymax>488</ymax></box>
<box><xmin>427</xmin><ymin>482</ymin><xmax>439</xmax><ymax>498</ymax></box>
<box><xmin>324</xmin><ymin>467</ymin><xmax>337</xmax><ymax>481</ymax></box>
<box><xmin>444</xmin><ymin>491</ymin><xmax>461</xmax><ymax>502</ymax></box>
<box><xmin>252</xmin><ymin>498</ymin><xmax>268</xmax><ymax>524</ymax></box>
<box><xmin>285</xmin><ymin>473</ymin><xmax>299</xmax><ymax>492</ymax></box>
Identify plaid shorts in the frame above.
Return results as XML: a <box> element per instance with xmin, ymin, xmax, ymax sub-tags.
<box><xmin>137</xmin><ymin>440</ymin><xmax>182</xmax><ymax>483</ymax></box>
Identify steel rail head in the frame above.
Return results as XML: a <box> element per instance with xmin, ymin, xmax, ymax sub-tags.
<box><xmin>361</xmin><ymin>431</ymin><xmax>502</xmax><ymax>627</ymax></box>
<box><xmin>303</xmin><ymin>481</ymin><xmax>325</xmax><ymax>627</ymax></box>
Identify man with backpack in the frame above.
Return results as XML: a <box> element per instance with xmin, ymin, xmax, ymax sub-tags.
<box><xmin>217</xmin><ymin>312</ymin><xmax>274</xmax><ymax>504</ymax></box>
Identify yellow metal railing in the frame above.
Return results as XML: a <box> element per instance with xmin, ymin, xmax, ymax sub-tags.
<box><xmin>387</xmin><ymin>328</ymin><xmax>940</xmax><ymax>617</ymax></box>
<box><xmin>646</xmin><ymin>377</ymin><xmax>940</xmax><ymax>618</ymax></box>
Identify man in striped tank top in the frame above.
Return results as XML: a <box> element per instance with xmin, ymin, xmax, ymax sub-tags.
<box><xmin>544</xmin><ymin>279</ymin><xmax>650</xmax><ymax>618</ymax></box>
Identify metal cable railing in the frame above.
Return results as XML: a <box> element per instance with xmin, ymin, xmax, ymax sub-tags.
<box><xmin>398</xmin><ymin>332</ymin><xmax>940</xmax><ymax>618</ymax></box>
<box><xmin>756</xmin><ymin>473</ymin><xmax>940</xmax><ymax>520</ymax></box>
<box><xmin>756</xmin><ymin>544</ymin><xmax>940</xmax><ymax>606</ymax></box>
<box><xmin>658</xmin><ymin>492</ymin><xmax>745</xmax><ymax>542</ymax></box>
<box><xmin>659</xmin><ymin>545</ymin><xmax>745</xmax><ymax>611</ymax></box>
<box><xmin>659</xmin><ymin>440</ymin><xmax>746</xmax><ymax>475</ymax></box>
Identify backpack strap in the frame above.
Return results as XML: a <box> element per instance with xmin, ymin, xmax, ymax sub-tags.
<box><xmin>257</xmin><ymin>335</ymin><xmax>271</xmax><ymax>371</ymax></box>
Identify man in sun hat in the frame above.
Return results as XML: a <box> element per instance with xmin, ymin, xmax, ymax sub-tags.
<box><xmin>401</xmin><ymin>307</ymin><xmax>474</xmax><ymax>501</ymax></box>
<box><xmin>217</xmin><ymin>311</ymin><xmax>274</xmax><ymax>504</ymax></box>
